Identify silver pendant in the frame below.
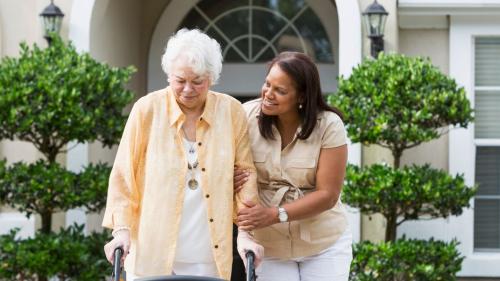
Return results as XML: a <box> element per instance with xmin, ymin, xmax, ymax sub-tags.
<box><xmin>188</xmin><ymin>178</ymin><xmax>199</xmax><ymax>190</ymax></box>
<box><xmin>187</xmin><ymin>160</ymin><xmax>199</xmax><ymax>170</ymax></box>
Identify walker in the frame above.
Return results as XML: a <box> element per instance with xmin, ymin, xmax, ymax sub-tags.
<box><xmin>112</xmin><ymin>247</ymin><xmax>257</xmax><ymax>281</ymax></box>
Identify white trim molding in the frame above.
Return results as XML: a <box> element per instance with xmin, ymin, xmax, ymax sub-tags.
<box><xmin>449</xmin><ymin>15</ymin><xmax>500</xmax><ymax>277</ymax></box>
<box><xmin>67</xmin><ymin>0</ymin><xmax>97</xmax><ymax>233</ymax></box>
<box><xmin>398</xmin><ymin>0</ymin><xmax>500</xmax><ymax>29</ymax></box>
<box><xmin>399</xmin><ymin>0</ymin><xmax>500</xmax><ymax>15</ymax></box>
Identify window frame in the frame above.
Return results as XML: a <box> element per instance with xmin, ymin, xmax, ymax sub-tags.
<box><xmin>473</xmin><ymin>37</ymin><xmax>500</xmax><ymax>249</ymax></box>
<box><xmin>449</xmin><ymin>15</ymin><xmax>500</xmax><ymax>276</ymax></box>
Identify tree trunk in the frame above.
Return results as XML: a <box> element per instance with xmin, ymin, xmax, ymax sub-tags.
<box><xmin>388</xmin><ymin>148</ymin><xmax>403</xmax><ymax>243</ymax></box>
<box><xmin>385</xmin><ymin>211</ymin><xmax>398</xmax><ymax>242</ymax></box>
<box><xmin>41</xmin><ymin>211</ymin><xmax>52</xmax><ymax>234</ymax></box>
<box><xmin>393</xmin><ymin>149</ymin><xmax>402</xmax><ymax>169</ymax></box>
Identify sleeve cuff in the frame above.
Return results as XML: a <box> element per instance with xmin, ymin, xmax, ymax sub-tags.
<box><xmin>102</xmin><ymin>207</ymin><xmax>134</xmax><ymax>230</ymax></box>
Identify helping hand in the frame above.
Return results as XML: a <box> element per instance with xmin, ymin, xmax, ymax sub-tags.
<box><xmin>237</xmin><ymin>201</ymin><xmax>278</xmax><ymax>231</ymax></box>
<box><xmin>233</xmin><ymin>167</ymin><xmax>249</xmax><ymax>193</ymax></box>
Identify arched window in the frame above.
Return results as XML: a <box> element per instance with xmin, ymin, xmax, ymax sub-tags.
<box><xmin>179</xmin><ymin>0</ymin><xmax>334</xmax><ymax>63</ymax></box>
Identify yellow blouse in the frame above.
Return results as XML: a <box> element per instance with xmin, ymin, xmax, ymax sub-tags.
<box><xmin>102</xmin><ymin>87</ymin><xmax>258</xmax><ymax>280</ymax></box>
<box><xmin>243</xmin><ymin>99</ymin><xmax>348</xmax><ymax>259</ymax></box>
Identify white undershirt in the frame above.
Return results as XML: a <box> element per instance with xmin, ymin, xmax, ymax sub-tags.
<box><xmin>172</xmin><ymin>138</ymin><xmax>217</xmax><ymax>274</ymax></box>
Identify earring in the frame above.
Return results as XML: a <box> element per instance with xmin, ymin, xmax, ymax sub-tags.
<box><xmin>299</xmin><ymin>104</ymin><xmax>303</xmax><ymax>109</ymax></box>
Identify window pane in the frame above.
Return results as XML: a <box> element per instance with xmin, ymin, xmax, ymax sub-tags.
<box><xmin>475</xmin><ymin>37</ymin><xmax>500</xmax><ymax>87</ymax></box>
<box><xmin>180</xmin><ymin>9</ymin><xmax>209</xmax><ymax>30</ymax></box>
<box><xmin>475</xmin><ymin>90</ymin><xmax>500</xmax><ymax>139</ymax></box>
<box><xmin>475</xmin><ymin>146</ymin><xmax>500</xmax><ymax>250</ymax></box>
<box><xmin>476</xmin><ymin>147</ymin><xmax>500</xmax><ymax>196</ymax></box>
<box><xmin>196</xmin><ymin>0</ymin><xmax>247</xmax><ymax>20</ymax></box>
<box><xmin>213</xmin><ymin>10</ymin><xmax>249</xmax><ymax>40</ymax></box>
<box><xmin>294</xmin><ymin>8</ymin><xmax>334</xmax><ymax>62</ymax></box>
<box><xmin>474</xmin><ymin>198</ymin><xmax>500</xmax><ymax>249</ymax></box>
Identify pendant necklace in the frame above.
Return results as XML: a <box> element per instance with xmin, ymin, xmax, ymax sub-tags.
<box><xmin>187</xmin><ymin>159</ymin><xmax>199</xmax><ymax>190</ymax></box>
<box><xmin>182</xmin><ymin>125</ymin><xmax>199</xmax><ymax>190</ymax></box>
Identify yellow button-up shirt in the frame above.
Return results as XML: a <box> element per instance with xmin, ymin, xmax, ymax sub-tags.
<box><xmin>243</xmin><ymin>99</ymin><xmax>348</xmax><ymax>259</ymax></box>
<box><xmin>102</xmin><ymin>87</ymin><xmax>258</xmax><ymax>280</ymax></box>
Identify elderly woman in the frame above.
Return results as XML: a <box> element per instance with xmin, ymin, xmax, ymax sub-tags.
<box><xmin>102</xmin><ymin>29</ymin><xmax>263</xmax><ymax>280</ymax></box>
<box><xmin>234</xmin><ymin>52</ymin><xmax>352</xmax><ymax>281</ymax></box>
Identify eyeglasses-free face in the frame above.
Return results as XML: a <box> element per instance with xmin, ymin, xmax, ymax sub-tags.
<box><xmin>261</xmin><ymin>64</ymin><xmax>300</xmax><ymax>118</ymax></box>
<box><xmin>169</xmin><ymin>63</ymin><xmax>211</xmax><ymax>113</ymax></box>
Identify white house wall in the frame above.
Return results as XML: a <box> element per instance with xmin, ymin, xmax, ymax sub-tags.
<box><xmin>398</xmin><ymin>28</ymin><xmax>450</xmax><ymax>171</ymax></box>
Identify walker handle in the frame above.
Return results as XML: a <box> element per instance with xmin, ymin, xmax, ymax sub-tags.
<box><xmin>113</xmin><ymin>247</ymin><xmax>124</xmax><ymax>281</ymax></box>
<box><xmin>245</xmin><ymin>250</ymin><xmax>257</xmax><ymax>281</ymax></box>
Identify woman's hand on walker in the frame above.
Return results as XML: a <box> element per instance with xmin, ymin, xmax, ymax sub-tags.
<box><xmin>233</xmin><ymin>166</ymin><xmax>249</xmax><ymax>193</ymax></box>
<box><xmin>237</xmin><ymin>201</ymin><xmax>278</xmax><ymax>231</ymax></box>
<box><xmin>104</xmin><ymin>229</ymin><xmax>131</xmax><ymax>265</ymax></box>
<box><xmin>237</xmin><ymin>231</ymin><xmax>264</xmax><ymax>269</ymax></box>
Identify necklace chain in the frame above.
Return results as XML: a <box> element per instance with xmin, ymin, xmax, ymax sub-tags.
<box><xmin>182</xmin><ymin>125</ymin><xmax>196</xmax><ymax>154</ymax></box>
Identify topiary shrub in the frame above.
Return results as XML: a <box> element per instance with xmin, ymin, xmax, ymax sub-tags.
<box><xmin>0</xmin><ymin>160</ymin><xmax>110</xmax><ymax>233</ymax></box>
<box><xmin>0</xmin><ymin>35</ymin><xmax>134</xmax><ymax>162</ymax></box>
<box><xmin>329</xmin><ymin>53</ymin><xmax>475</xmax><ymax>280</ymax></box>
<box><xmin>329</xmin><ymin>53</ymin><xmax>475</xmax><ymax>242</ymax></box>
<box><xmin>330</xmin><ymin>53</ymin><xmax>472</xmax><ymax>166</ymax></box>
<box><xmin>350</xmin><ymin>238</ymin><xmax>464</xmax><ymax>281</ymax></box>
<box><xmin>0</xmin><ymin>225</ymin><xmax>111</xmax><ymax>281</ymax></box>
<box><xmin>343</xmin><ymin>164</ymin><xmax>476</xmax><ymax>240</ymax></box>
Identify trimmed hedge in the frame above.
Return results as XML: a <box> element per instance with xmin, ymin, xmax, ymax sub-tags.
<box><xmin>343</xmin><ymin>163</ymin><xmax>475</xmax><ymax>227</ymax></box>
<box><xmin>350</xmin><ymin>238</ymin><xmax>464</xmax><ymax>281</ymax></box>
<box><xmin>0</xmin><ymin>225</ymin><xmax>111</xmax><ymax>281</ymax></box>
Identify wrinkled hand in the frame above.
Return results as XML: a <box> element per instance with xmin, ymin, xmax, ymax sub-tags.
<box><xmin>234</xmin><ymin>167</ymin><xmax>249</xmax><ymax>193</ymax></box>
<box><xmin>104</xmin><ymin>229</ymin><xmax>131</xmax><ymax>265</ymax></box>
<box><xmin>237</xmin><ymin>201</ymin><xmax>277</xmax><ymax>231</ymax></box>
<box><xmin>237</xmin><ymin>231</ymin><xmax>264</xmax><ymax>269</ymax></box>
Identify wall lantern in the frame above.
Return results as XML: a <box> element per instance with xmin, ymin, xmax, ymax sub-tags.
<box><xmin>362</xmin><ymin>0</ymin><xmax>388</xmax><ymax>58</ymax></box>
<box><xmin>40</xmin><ymin>0</ymin><xmax>65</xmax><ymax>45</ymax></box>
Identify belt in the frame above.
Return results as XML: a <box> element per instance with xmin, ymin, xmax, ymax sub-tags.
<box><xmin>263</xmin><ymin>182</ymin><xmax>312</xmax><ymax>242</ymax></box>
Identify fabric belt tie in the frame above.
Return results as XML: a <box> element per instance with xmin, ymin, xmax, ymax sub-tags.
<box><xmin>265</xmin><ymin>182</ymin><xmax>312</xmax><ymax>242</ymax></box>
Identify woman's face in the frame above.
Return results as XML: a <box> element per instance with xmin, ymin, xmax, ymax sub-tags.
<box><xmin>260</xmin><ymin>64</ymin><xmax>300</xmax><ymax>118</ymax></box>
<box><xmin>169</xmin><ymin>62</ymin><xmax>211</xmax><ymax>112</ymax></box>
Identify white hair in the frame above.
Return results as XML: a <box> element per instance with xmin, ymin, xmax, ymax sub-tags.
<box><xmin>161</xmin><ymin>28</ymin><xmax>223</xmax><ymax>84</ymax></box>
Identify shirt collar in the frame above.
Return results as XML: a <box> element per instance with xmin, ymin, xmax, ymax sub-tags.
<box><xmin>199</xmin><ymin>91</ymin><xmax>216</xmax><ymax>126</ymax></box>
<box><xmin>166</xmin><ymin>87</ymin><xmax>183</xmax><ymax>127</ymax></box>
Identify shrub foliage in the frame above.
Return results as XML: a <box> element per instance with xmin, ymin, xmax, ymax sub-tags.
<box><xmin>350</xmin><ymin>238</ymin><xmax>463</xmax><ymax>281</ymax></box>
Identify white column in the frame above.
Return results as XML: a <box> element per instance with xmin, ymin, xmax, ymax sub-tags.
<box><xmin>336</xmin><ymin>0</ymin><xmax>363</xmax><ymax>242</ymax></box>
<box><xmin>66</xmin><ymin>0</ymin><xmax>96</xmax><ymax>234</ymax></box>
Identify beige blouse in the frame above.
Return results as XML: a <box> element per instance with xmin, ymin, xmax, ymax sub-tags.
<box><xmin>243</xmin><ymin>99</ymin><xmax>348</xmax><ymax>259</ymax></box>
<box><xmin>102</xmin><ymin>88</ymin><xmax>258</xmax><ymax>280</ymax></box>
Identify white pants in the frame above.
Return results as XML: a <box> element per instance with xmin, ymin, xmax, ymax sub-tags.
<box><xmin>256</xmin><ymin>228</ymin><xmax>353</xmax><ymax>281</ymax></box>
